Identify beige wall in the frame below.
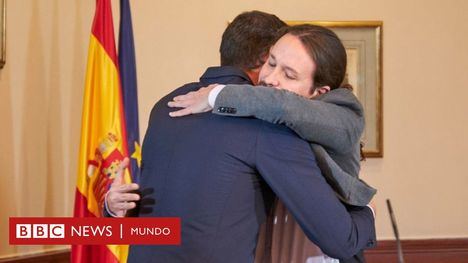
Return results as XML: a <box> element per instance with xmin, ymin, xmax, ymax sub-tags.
<box><xmin>1</xmin><ymin>0</ymin><xmax>467</xmax><ymax>258</ymax></box>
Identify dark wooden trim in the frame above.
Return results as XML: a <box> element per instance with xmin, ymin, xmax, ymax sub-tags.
<box><xmin>0</xmin><ymin>249</ymin><xmax>70</xmax><ymax>263</ymax></box>
<box><xmin>365</xmin><ymin>238</ymin><xmax>468</xmax><ymax>263</ymax></box>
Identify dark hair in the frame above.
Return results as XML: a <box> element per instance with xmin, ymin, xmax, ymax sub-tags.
<box><xmin>277</xmin><ymin>24</ymin><xmax>348</xmax><ymax>90</ymax></box>
<box><xmin>220</xmin><ymin>11</ymin><xmax>286</xmax><ymax>70</ymax></box>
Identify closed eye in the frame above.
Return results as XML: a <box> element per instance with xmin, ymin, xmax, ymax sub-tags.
<box><xmin>284</xmin><ymin>70</ymin><xmax>297</xmax><ymax>80</ymax></box>
<box><xmin>285</xmin><ymin>73</ymin><xmax>295</xmax><ymax>80</ymax></box>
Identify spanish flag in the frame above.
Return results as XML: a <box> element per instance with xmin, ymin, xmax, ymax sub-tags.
<box><xmin>72</xmin><ymin>0</ymin><xmax>133</xmax><ymax>262</ymax></box>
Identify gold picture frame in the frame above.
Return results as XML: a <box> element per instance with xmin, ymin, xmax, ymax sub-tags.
<box><xmin>0</xmin><ymin>0</ymin><xmax>5</xmax><ymax>69</ymax></box>
<box><xmin>288</xmin><ymin>21</ymin><xmax>383</xmax><ymax>157</ymax></box>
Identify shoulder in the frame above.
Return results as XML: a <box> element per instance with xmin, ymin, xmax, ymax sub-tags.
<box><xmin>316</xmin><ymin>88</ymin><xmax>364</xmax><ymax>116</ymax></box>
<box><xmin>158</xmin><ymin>82</ymin><xmax>201</xmax><ymax>106</ymax></box>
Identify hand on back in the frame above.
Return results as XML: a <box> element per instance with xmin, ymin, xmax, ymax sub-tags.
<box><xmin>168</xmin><ymin>84</ymin><xmax>217</xmax><ymax>117</ymax></box>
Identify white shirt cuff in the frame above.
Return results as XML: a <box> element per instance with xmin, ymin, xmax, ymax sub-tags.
<box><xmin>208</xmin><ymin>84</ymin><xmax>225</xmax><ymax>107</ymax></box>
<box><xmin>366</xmin><ymin>204</ymin><xmax>376</xmax><ymax>218</ymax></box>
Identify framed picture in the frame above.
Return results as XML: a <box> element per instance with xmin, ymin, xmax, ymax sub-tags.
<box><xmin>0</xmin><ymin>0</ymin><xmax>5</xmax><ymax>69</ymax></box>
<box><xmin>288</xmin><ymin>21</ymin><xmax>383</xmax><ymax>157</ymax></box>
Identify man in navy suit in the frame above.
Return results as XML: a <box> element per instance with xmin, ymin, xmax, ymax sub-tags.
<box><xmin>107</xmin><ymin>11</ymin><xmax>376</xmax><ymax>263</ymax></box>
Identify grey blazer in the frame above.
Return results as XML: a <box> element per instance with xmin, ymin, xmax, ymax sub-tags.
<box><xmin>213</xmin><ymin>85</ymin><xmax>376</xmax><ymax>206</ymax></box>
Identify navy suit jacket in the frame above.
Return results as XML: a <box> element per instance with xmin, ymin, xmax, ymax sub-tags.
<box><xmin>128</xmin><ymin>66</ymin><xmax>376</xmax><ymax>263</ymax></box>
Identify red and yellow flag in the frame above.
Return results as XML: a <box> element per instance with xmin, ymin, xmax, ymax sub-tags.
<box><xmin>72</xmin><ymin>0</ymin><xmax>131</xmax><ymax>262</ymax></box>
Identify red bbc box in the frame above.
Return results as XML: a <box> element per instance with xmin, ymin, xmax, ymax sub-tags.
<box><xmin>10</xmin><ymin>217</ymin><xmax>181</xmax><ymax>245</ymax></box>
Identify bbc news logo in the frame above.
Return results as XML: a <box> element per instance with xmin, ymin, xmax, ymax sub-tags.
<box><xmin>10</xmin><ymin>217</ymin><xmax>180</xmax><ymax>245</ymax></box>
<box><xmin>16</xmin><ymin>224</ymin><xmax>65</xmax><ymax>238</ymax></box>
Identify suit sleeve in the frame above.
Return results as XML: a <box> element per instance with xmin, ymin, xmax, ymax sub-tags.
<box><xmin>213</xmin><ymin>84</ymin><xmax>363</xmax><ymax>154</ymax></box>
<box><xmin>254</xmin><ymin>124</ymin><xmax>376</xmax><ymax>259</ymax></box>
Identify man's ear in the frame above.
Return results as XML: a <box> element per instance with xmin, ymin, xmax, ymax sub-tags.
<box><xmin>245</xmin><ymin>67</ymin><xmax>261</xmax><ymax>85</ymax></box>
<box><xmin>311</xmin><ymin>86</ymin><xmax>331</xmax><ymax>98</ymax></box>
